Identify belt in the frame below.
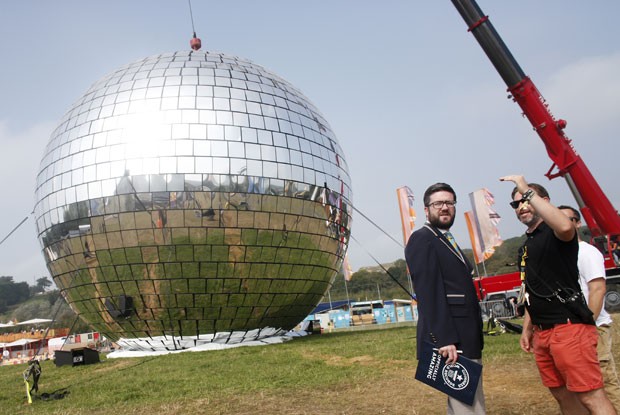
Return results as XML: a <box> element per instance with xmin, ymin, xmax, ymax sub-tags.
<box><xmin>534</xmin><ymin>320</ymin><xmax>574</xmax><ymax>331</ymax></box>
<box><xmin>534</xmin><ymin>323</ymin><xmax>562</xmax><ymax>331</ymax></box>
<box><xmin>534</xmin><ymin>319</ymin><xmax>590</xmax><ymax>331</ymax></box>
<box><xmin>534</xmin><ymin>320</ymin><xmax>579</xmax><ymax>331</ymax></box>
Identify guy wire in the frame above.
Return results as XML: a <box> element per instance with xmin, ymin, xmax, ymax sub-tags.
<box><xmin>349</xmin><ymin>233</ymin><xmax>414</xmax><ymax>299</ymax></box>
<box><xmin>350</xmin><ymin>204</ymin><xmax>403</xmax><ymax>248</ymax></box>
<box><xmin>0</xmin><ymin>216</ymin><xmax>29</xmax><ymax>247</ymax></box>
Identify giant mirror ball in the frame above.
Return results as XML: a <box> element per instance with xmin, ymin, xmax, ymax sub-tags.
<box><xmin>34</xmin><ymin>51</ymin><xmax>352</xmax><ymax>350</ymax></box>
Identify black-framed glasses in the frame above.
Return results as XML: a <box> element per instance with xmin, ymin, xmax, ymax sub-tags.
<box><xmin>427</xmin><ymin>200</ymin><xmax>456</xmax><ymax>209</ymax></box>
<box><xmin>510</xmin><ymin>198</ymin><xmax>528</xmax><ymax>209</ymax></box>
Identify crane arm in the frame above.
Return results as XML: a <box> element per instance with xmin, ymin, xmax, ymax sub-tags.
<box><xmin>450</xmin><ymin>0</ymin><xmax>620</xmax><ymax>237</ymax></box>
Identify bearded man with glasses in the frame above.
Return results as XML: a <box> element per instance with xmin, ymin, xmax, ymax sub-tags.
<box><xmin>405</xmin><ymin>182</ymin><xmax>486</xmax><ymax>414</ymax></box>
<box><xmin>501</xmin><ymin>175</ymin><xmax>616</xmax><ymax>415</ymax></box>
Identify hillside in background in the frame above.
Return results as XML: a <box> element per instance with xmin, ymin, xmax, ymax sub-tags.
<box><xmin>0</xmin><ymin>277</ymin><xmax>90</xmax><ymax>332</ymax></box>
<box><xmin>328</xmin><ymin>234</ymin><xmax>527</xmax><ymax>302</ymax></box>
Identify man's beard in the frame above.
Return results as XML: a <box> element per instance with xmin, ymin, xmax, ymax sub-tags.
<box><xmin>519</xmin><ymin>212</ymin><xmax>541</xmax><ymax>229</ymax></box>
<box><xmin>429</xmin><ymin>213</ymin><xmax>455</xmax><ymax>230</ymax></box>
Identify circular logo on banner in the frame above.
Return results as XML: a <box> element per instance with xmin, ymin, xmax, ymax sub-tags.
<box><xmin>442</xmin><ymin>363</ymin><xmax>470</xmax><ymax>390</ymax></box>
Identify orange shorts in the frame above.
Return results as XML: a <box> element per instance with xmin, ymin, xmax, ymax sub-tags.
<box><xmin>533</xmin><ymin>323</ymin><xmax>603</xmax><ymax>392</ymax></box>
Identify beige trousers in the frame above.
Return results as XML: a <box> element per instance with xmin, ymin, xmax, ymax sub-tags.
<box><xmin>447</xmin><ymin>358</ymin><xmax>486</xmax><ymax>415</ymax></box>
<box><xmin>598</xmin><ymin>325</ymin><xmax>620</xmax><ymax>412</ymax></box>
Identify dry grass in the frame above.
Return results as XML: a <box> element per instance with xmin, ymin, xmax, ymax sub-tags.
<box><xmin>2</xmin><ymin>316</ymin><xmax>619</xmax><ymax>415</ymax></box>
<box><xmin>184</xmin><ymin>346</ymin><xmax>554</xmax><ymax>415</ymax></box>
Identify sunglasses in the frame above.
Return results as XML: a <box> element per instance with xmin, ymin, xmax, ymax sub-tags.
<box><xmin>509</xmin><ymin>198</ymin><xmax>528</xmax><ymax>209</ymax></box>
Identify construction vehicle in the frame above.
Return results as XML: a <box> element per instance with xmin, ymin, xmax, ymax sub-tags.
<box><xmin>451</xmin><ymin>0</ymin><xmax>620</xmax><ymax>311</ymax></box>
<box><xmin>474</xmin><ymin>272</ymin><xmax>520</xmax><ymax>304</ymax></box>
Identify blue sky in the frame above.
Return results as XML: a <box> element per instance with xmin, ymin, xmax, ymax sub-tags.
<box><xmin>1</xmin><ymin>1</ymin><xmax>619</xmax><ymax>285</ymax></box>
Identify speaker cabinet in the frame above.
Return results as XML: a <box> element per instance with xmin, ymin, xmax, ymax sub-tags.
<box><xmin>55</xmin><ymin>348</ymin><xmax>100</xmax><ymax>367</ymax></box>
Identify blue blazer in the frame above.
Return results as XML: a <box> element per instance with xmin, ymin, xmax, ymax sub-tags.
<box><xmin>405</xmin><ymin>223</ymin><xmax>483</xmax><ymax>359</ymax></box>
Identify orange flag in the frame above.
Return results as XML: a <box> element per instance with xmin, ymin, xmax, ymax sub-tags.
<box><xmin>464</xmin><ymin>211</ymin><xmax>483</xmax><ymax>264</ymax></box>
<box><xmin>396</xmin><ymin>186</ymin><xmax>417</xmax><ymax>245</ymax></box>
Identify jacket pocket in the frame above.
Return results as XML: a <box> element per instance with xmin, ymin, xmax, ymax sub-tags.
<box><xmin>446</xmin><ymin>294</ymin><xmax>465</xmax><ymax>305</ymax></box>
<box><xmin>447</xmin><ymin>294</ymin><xmax>467</xmax><ymax>316</ymax></box>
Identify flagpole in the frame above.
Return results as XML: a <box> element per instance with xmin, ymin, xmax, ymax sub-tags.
<box><xmin>327</xmin><ymin>288</ymin><xmax>333</xmax><ymax>310</ymax></box>
<box><xmin>344</xmin><ymin>275</ymin><xmax>351</xmax><ymax>308</ymax></box>
<box><xmin>407</xmin><ymin>272</ymin><xmax>414</xmax><ymax>299</ymax></box>
<box><xmin>473</xmin><ymin>259</ymin><xmax>481</xmax><ymax>278</ymax></box>
<box><xmin>481</xmin><ymin>258</ymin><xmax>488</xmax><ymax>277</ymax></box>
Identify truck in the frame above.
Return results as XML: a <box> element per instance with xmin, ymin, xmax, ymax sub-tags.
<box><xmin>451</xmin><ymin>0</ymin><xmax>620</xmax><ymax>311</ymax></box>
<box><xmin>349</xmin><ymin>300</ymin><xmax>383</xmax><ymax>325</ymax></box>
<box><xmin>474</xmin><ymin>272</ymin><xmax>520</xmax><ymax>304</ymax></box>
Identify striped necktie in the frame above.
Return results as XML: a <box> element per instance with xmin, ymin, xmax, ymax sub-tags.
<box><xmin>445</xmin><ymin>231</ymin><xmax>459</xmax><ymax>251</ymax></box>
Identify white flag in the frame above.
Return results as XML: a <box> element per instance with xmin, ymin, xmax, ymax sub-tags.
<box><xmin>469</xmin><ymin>188</ymin><xmax>502</xmax><ymax>262</ymax></box>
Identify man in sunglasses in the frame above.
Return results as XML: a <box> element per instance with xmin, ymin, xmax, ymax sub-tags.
<box><xmin>405</xmin><ymin>182</ymin><xmax>485</xmax><ymax>414</ymax></box>
<box><xmin>500</xmin><ymin>175</ymin><xmax>616</xmax><ymax>415</ymax></box>
<box><xmin>558</xmin><ymin>205</ymin><xmax>620</xmax><ymax>411</ymax></box>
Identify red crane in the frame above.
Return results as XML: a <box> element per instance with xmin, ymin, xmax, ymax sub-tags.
<box><xmin>450</xmin><ymin>0</ymin><xmax>620</xmax><ymax>309</ymax></box>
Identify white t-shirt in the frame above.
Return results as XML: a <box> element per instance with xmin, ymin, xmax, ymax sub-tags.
<box><xmin>578</xmin><ymin>241</ymin><xmax>613</xmax><ymax>326</ymax></box>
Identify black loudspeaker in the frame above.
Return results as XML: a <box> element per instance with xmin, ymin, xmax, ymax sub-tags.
<box><xmin>54</xmin><ymin>348</ymin><xmax>100</xmax><ymax>367</ymax></box>
<box><xmin>54</xmin><ymin>350</ymin><xmax>73</xmax><ymax>367</ymax></box>
<box><xmin>105</xmin><ymin>294</ymin><xmax>133</xmax><ymax>318</ymax></box>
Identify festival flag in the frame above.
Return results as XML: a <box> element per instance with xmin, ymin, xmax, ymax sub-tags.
<box><xmin>468</xmin><ymin>188</ymin><xmax>502</xmax><ymax>262</ymax></box>
<box><xmin>464</xmin><ymin>211</ymin><xmax>483</xmax><ymax>264</ymax></box>
<box><xmin>396</xmin><ymin>186</ymin><xmax>417</xmax><ymax>245</ymax></box>
<box><xmin>342</xmin><ymin>254</ymin><xmax>354</xmax><ymax>281</ymax></box>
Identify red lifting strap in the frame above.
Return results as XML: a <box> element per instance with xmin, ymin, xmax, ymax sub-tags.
<box><xmin>468</xmin><ymin>15</ymin><xmax>489</xmax><ymax>32</ymax></box>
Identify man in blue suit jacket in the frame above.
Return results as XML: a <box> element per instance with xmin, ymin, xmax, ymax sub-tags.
<box><xmin>405</xmin><ymin>182</ymin><xmax>485</xmax><ymax>414</ymax></box>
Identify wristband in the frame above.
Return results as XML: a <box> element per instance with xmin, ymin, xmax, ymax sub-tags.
<box><xmin>522</xmin><ymin>188</ymin><xmax>535</xmax><ymax>202</ymax></box>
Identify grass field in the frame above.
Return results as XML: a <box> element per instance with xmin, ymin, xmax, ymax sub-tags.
<box><xmin>1</xmin><ymin>318</ymin><xmax>618</xmax><ymax>415</ymax></box>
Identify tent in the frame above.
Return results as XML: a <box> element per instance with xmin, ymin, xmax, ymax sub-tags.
<box><xmin>4</xmin><ymin>338</ymin><xmax>40</xmax><ymax>360</ymax></box>
<box><xmin>5</xmin><ymin>338</ymin><xmax>39</xmax><ymax>347</ymax></box>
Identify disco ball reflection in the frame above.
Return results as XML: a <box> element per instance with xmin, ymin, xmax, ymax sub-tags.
<box><xmin>34</xmin><ymin>51</ymin><xmax>352</xmax><ymax>349</ymax></box>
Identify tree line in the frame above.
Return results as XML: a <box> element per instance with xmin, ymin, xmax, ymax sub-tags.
<box><xmin>327</xmin><ymin>234</ymin><xmax>528</xmax><ymax>302</ymax></box>
<box><xmin>0</xmin><ymin>276</ymin><xmax>52</xmax><ymax>314</ymax></box>
<box><xmin>0</xmin><ymin>276</ymin><xmax>91</xmax><ymax>332</ymax></box>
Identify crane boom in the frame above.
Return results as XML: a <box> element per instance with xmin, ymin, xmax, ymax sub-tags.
<box><xmin>450</xmin><ymin>0</ymin><xmax>620</xmax><ymax>237</ymax></box>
